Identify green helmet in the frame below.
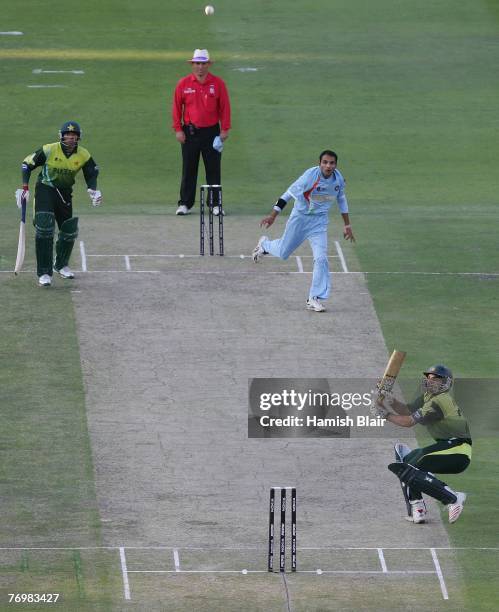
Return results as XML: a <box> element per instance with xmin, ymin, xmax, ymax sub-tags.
<box><xmin>422</xmin><ymin>364</ymin><xmax>453</xmax><ymax>394</ymax></box>
<box><xmin>59</xmin><ymin>121</ymin><xmax>82</xmax><ymax>140</ymax></box>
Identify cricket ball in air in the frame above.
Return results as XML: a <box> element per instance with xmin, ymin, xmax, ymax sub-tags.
<box><xmin>205</xmin><ymin>5</ymin><xmax>215</xmax><ymax>15</ymax></box>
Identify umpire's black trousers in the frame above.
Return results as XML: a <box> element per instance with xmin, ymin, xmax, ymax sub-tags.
<box><xmin>179</xmin><ymin>123</ymin><xmax>221</xmax><ymax>209</ymax></box>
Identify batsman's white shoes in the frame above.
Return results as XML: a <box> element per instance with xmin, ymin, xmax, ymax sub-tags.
<box><xmin>212</xmin><ymin>206</ymin><xmax>225</xmax><ymax>216</ymax></box>
<box><xmin>448</xmin><ymin>492</ymin><xmax>466</xmax><ymax>523</ymax></box>
<box><xmin>55</xmin><ymin>266</ymin><xmax>75</xmax><ymax>279</ymax></box>
<box><xmin>406</xmin><ymin>499</ymin><xmax>427</xmax><ymax>524</ymax></box>
<box><xmin>175</xmin><ymin>205</ymin><xmax>190</xmax><ymax>215</ymax></box>
<box><xmin>38</xmin><ymin>274</ymin><xmax>52</xmax><ymax>286</ymax></box>
<box><xmin>306</xmin><ymin>297</ymin><xmax>326</xmax><ymax>312</ymax></box>
<box><xmin>252</xmin><ymin>236</ymin><xmax>268</xmax><ymax>263</ymax></box>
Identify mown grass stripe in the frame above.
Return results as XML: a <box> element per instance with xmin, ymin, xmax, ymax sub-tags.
<box><xmin>72</xmin><ymin>550</ymin><xmax>85</xmax><ymax>599</ymax></box>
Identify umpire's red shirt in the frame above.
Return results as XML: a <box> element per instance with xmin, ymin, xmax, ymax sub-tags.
<box><xmin>172</xmin><ymin>73</ymin><xmax>231</xmax><ymax>132</ymax></box>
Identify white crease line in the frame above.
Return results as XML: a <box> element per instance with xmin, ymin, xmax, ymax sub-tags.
<box><xmin>377</xmin><ymin>548</ymin><xmax>388</xmax><ymax>573</ymax></box>
<box><xmin>0</xmin><ymin>31</ymin><xmax>23</xmax><ymax>35</ymax></box>
<box><xmin>124</xmin><ymin>255</ymin><xmax>131</xmax><ymax>271</ymax></box>
<box><xmin>75</xmin><ymin>270</ymin><xmax>310</xmax><ymax>274</ymax></box>
<box><xmin>430</xmin><ymin>548</ymin><xmax>449</xmax><ymax>600</ymax></box>
<box><xmin>296</xmin><ymin>256</ymin><xmax>304</xmax><ymax>273</ymax></box>
<box><xmin>83</xmin><ymin>254</ymin><xmax>340</xmax><ymax>259</ymax></box>
<box><xmin>304</xmin><ymin>570</ymin><xmax>433</xmax><ymax>575</ymax></box>
<box><xmin>297</xmin><ymin>546</ymin><xmax>499</xmax><ymax>550</ymax></box>
<box><xmin>73</xmin><ymin>270</ymin><xmax>161</xmax><ymax>273</ymax></box>
<box><xmin>27</xmin><ymin>85</ymin><xmax>67</xmax><ymax>88</ymax></box>
<box><xmin>0</xmin><ymin>545</ymin><xmax>497</xmax><ymax>551</ymax></box>
<box><xmin>334</xmin><ymin>240</ymin><xmax>348</xmax><ymax>273</ymax></box>
<box><xmin>2</xmin><ymin>268</ymin><xmax>498</xmax><ymax>277</ymax></box>
<box><xmin>119</xmin><ymin>547</ymin><xmax>131</xmax><ymax>601</ymax></box>
<box><xmin>79</xmin><ymin>241</ymin><xmax>87</xmax><ymax>272</ymax></box>
<box><xmin>128</xmin><ymin>569</ymin><xmax>437</xmax><ymax>575</ymax></box>
<box><xmin>173</xmin><ymin>548</ymin><xmax>180</xmax><ymax>572</ymax></box>
<box><xmin>32</xmin><ymin>69</ymin><xmax>84</xmax><ymax>74</ymax></box>
<box><xmin>360</xmin><ymin>271</ymin><xmax>499</xmax><ymax>276</ymax></box>
<box><xmin>311</xmin><ymin>570</ymin><xmax>436</xmax><ymax>574</ymax></box>
<box><xmin>128</xmin><ymin>569</ymin><xmax>267</xmax><ymax>574</ymax></box>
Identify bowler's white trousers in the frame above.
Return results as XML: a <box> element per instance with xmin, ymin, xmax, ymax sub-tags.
<box><xmin>262</xmin><ymin>209</ymin><xmax>330</xmax><ymax>300</ymax></box>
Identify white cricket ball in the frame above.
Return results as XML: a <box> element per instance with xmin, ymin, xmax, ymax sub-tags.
<box><xmin>205</xmin><ymin>5</ymin><xmax>215</xmax><ymax>15</ymax></box>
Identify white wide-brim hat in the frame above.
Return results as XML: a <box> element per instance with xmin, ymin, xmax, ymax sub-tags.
<box><xmin>189</xmin><ymin>49</ymin><xmax>210</xmax><ymax>63</ymax></box>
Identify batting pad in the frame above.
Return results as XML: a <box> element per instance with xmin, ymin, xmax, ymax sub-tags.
<box><xmin>388</xmin><ymin>462</ymin><xmax>457</xmax><ymax>505</ymax></box>
<box><xmin>55</xmin><ymin>217</ymin><xmax>79</xmax><ymax>269</ymax></box>
<box><xmin>34</xmin><ymin>211</ymin><xmax>55</xmax><ymax>238</ymax></box>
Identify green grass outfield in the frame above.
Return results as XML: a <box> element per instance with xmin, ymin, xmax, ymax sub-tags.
<box><xmin>1</xmin><ymin>0</ymin><xmax>498</xmax><ymax>609</ymax></box>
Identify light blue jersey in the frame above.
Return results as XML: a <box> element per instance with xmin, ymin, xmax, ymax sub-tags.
<box><xmin>263</xmin><ymin>165</ymin><xmax>349</xmax><ymax>300</ymax></box>
<box><xmin>282</xmin><ymin>166</ymin><xmax>348</xmax><ymax>216</ymax></box>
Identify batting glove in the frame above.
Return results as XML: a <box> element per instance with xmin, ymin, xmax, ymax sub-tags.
<box><xmin>15</xmin><ymin>186</ymin><xmax>29</xmax><ymax>208</ymax></box>
<box><xmin>87</xmin><ymin>188</ymin><xmax>102</xmax><ymax>207</ymax></box>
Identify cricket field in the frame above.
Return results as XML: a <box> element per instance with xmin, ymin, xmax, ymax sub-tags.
<box><xmin>1</xmin><ymin>1</ymin><xmax>498</xmax><ymax>610</ymax></box>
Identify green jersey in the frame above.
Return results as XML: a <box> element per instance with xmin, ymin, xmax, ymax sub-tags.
<box><xmin>409</xmin><ymin>391</ymin><xmax>472</xmax><ymax>443</ymax></box>
<box><xmin>22</xmin><ymin>142</ymin><xmax>98</xmax><ymax>191</ymax></box>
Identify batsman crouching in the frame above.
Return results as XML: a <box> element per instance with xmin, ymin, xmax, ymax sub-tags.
<box><xmin>375</xmin><ymin>365</ymin><xmax>471</xmax><ymax>524</ymax></box>
<box><xmin>19</xmin><ymin>121</ymin><xmax>102</xmax><ymax>286</ymax></box>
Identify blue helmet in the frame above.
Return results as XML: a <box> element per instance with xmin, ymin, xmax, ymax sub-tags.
<box><xmin>422</xmin><ymin>364</ymin><xmax>453</xmax><ymax>394</ymax></box>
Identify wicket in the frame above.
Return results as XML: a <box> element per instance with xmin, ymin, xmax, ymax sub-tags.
<box><xmin>200</xmin><ymin>184</ymin><xmax>224</xmax><ymax>256</ymax></box>
<box><xmin>268</xmin><ymin>486</ymin><xmax>296</xmax><ymax>572</ymax></box>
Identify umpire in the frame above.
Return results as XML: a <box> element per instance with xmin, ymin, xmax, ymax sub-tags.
<box><xmin>376</xmin><ymin>365</ymin><xmax>471</xmax><ymax>524</ymax></box>
<box><xmin>172</xmin><ymin>49</ymin><xmax>231</xmax><ymax>216</ymax></box>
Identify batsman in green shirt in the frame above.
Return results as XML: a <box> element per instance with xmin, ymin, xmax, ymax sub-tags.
<box><xmin>18</xmin><ymin>121</ymin><xmax>102</xmax><ymax>286</ymax></box>
<box><xmin>376</xmin><ymin>365</ymin><xmax>471</xmax><ymax>525</ymax></box>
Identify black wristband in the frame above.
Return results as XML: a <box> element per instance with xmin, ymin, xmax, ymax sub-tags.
<box><xmin>275</xmin><ymin>198</ymin><xmax>287</xmax><ymax>211</ymax></box>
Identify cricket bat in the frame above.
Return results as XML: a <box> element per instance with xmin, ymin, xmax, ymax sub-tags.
<box><xmin>377</xmin><ymin>350</ymin><xmax>406</xmax><ymax>399</ymax></box>
<box><xmin>14</xmin><ymin>195</ymin><xmax>27</xmax><ymax>275</ymax></box>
